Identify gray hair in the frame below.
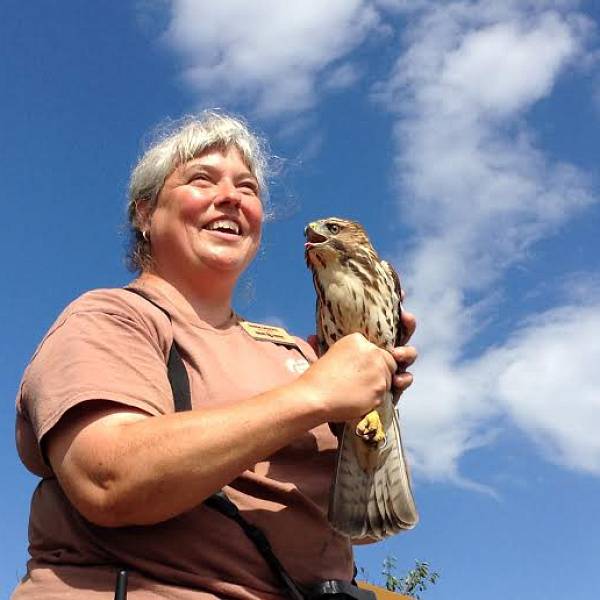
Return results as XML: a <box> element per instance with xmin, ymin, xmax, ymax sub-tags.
<box><xmin>126</xmin><ymin>110</ymin><xmax>270</xmax><ymax>272</ymax></box>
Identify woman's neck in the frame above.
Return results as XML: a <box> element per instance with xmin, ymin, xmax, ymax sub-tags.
<box><xmin>139</xmin><ymin>271</ymin><xmax>236</xmax><ymax>329</ymax></box>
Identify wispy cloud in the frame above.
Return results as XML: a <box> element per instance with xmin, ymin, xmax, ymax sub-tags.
<box><xmin>377</xmin><ymin>1</ymin><xmax>598</xmax><ymax>483</ymax></box>
<box><xmin>161</xmin><ymin>0</ymin><xmax>383</xmax><ymax>116</ymax></box>
<box><xmin>484</xmin><ymin>297</ymin><xmax>600</xmax><ymax>475</ymax></box>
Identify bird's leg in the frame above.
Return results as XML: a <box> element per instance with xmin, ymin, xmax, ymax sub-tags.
<box><xmin>355</xmin><ymin>409</ymin><xmax>386</xmax><ymax>445</ymax></box>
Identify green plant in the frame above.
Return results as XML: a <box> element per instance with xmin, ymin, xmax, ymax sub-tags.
<box><xmin>382</xmin><ymin>557</ymin><xmax>440</xmax><ymax>599</ymax></box>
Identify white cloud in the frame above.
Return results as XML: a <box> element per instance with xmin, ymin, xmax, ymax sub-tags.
<box><xmin>439</xmin><ymin>15</ymin><xmax>578</xmax><ymax>116</ymax></box>
<box><xmin>162</xmin><ymin>0</ymin><xmax>382</xmax><ymax>116</ymax></box>
<box><xmin>380</xmin><ymin>1</ymin><xmax>598</xmax><ymax>482</ymax></box>
<box><xmin>398</xmin><ymin>354</ymin><xmax>499</xmax><ymax>482</ymax></box>
<box><xmin>484</xmin><ymin>301</ymin><xmax>600</xmax><ymax>475</ymax></box>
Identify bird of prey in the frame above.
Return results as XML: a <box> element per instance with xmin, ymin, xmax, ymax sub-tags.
<box><xmin>304</xmin><ymin>217</ymin><xmax>418</xmax><ymax>540</ymax></box>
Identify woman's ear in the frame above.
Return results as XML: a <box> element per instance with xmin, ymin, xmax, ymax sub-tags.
<box><xmin>133</xmin><ymin>198</ymin><xmax>152</xmax><ymax>234</ymax></box>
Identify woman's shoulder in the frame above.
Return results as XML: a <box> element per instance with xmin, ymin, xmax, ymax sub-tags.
<box><xmin>55</xmin><ymin>286</ymin><xmax>169</xmax><ymax>327</ymax></box>
<box><xmin>63</xmin><ymin>286</ymin><xmax>158</xmax><ymax>316</ymax></box>
<box><xmin>37</xmin><ymin>286</ymin><xmax>174</xmax><ymax>357</ymax></box>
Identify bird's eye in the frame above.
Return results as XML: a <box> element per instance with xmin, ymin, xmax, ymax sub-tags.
<box><xmin>327</xmin><ymin>223</ymin><xmax>340</xmax><ymax>234</ymax></box>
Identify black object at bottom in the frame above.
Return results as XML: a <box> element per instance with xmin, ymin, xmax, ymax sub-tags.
<box><xmin>113</xmin><ymin>569</ymin><xmax>128</xmax><ymax>600</ymax></box>
<box><xmin>306</xmin><ymin>580</ymin><xmax>376</xmax><ymax>600</ymax></box>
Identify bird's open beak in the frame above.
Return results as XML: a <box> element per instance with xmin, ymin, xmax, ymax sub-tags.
<box><xmin>304</xmin><ymin>223</ymin><xmax>328</xmax><ymax>249</ymax></box>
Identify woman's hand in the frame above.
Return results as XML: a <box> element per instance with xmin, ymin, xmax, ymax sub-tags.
<box><xmin>298</xmin><ymin>333</ymin><xmax>398</xmax><ymax>423</ymax></box>
<box><xmin>305</xmin><ymin>307</ymin><xmax>418</xmax><ymax>413</ymax></box>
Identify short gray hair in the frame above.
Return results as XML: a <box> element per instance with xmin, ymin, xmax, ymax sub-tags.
<box><xmin>126</xmin><ymin>110</ymin><xmax>269</xmax><ymax>272</ymax></box>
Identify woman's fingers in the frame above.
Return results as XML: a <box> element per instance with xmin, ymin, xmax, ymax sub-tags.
<box><xmin>390</xmin><ymin>345</ymin><xmax>416</xmax><ymax>401</ymax></box>
<box><xmin>400</xmin><ymin>309</ymin><xmax>417</xmax><ymax>344</ymax></box>
<box><xmin>391</xmin><ymin>345</ymin><xmax>417</xmax><ymax>369</ymax></box>
<box><xmin>393</xmin><ymin>371</ymin><xmax>414</xmax><ymax>393</ymax></box>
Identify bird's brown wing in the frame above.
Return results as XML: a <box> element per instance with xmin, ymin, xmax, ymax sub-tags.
<box><xmin>313</xmin><ymin>275</ymin><xmax>329</xmax><ymax>358</ymax></box>
<box><xmin>382</xmin><ymin>260</ymin><xmax>404</xmax><ymax>347</ymax></box>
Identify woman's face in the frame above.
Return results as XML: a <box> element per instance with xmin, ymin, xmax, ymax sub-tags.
<box><xmin>147</xmin><ymin>146</ymin><xmax>263</xmax><ymax>286</ymax></box>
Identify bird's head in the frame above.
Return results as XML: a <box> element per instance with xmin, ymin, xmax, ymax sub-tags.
<box><xmin>304</xmin><ymin>217</ymin><xmax>375</xmax><ymax>270</ymax></box>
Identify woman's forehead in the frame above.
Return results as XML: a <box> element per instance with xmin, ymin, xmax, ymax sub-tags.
<box><xmin>180</xmin><ymin>146</ymin><xmax>254</xmax><ymax>174</ymax></box>
<box><xmin>163</xmin><ymin>147</ymin><xmax>259</xmax><ymax>191</ymax></box>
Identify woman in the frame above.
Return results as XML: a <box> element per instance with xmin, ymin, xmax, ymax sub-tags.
<box><xmin>14</xmin><ymin>112</ymin><xmax>417</xmax><ymax>599</ymax></box>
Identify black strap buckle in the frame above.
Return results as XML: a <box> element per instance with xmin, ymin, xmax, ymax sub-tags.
<box><xmin>306</xmin><ymin>580</ymin><xmax>377</xmax><ymax>600</ymax></box>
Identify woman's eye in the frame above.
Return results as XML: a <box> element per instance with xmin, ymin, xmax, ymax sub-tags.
<box><xmin>327</xmin><ymin>223</ymin><xmax>340</xmax><ymax>234</ymax></box>
<box><xmin>190</xmin><ymin>172</ymin><xmax>211</xmax><ymax>184</ymax></box>
<box><xmin>239</xmin><ymin>181</ymin><xmax>258</xmax><ymax>194</ymax></box>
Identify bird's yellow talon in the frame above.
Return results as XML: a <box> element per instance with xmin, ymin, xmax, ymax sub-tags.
<box><xmin>355</xmin><ymin>410</ymin><xmax>386</xmax><ymax>445</ymax></box>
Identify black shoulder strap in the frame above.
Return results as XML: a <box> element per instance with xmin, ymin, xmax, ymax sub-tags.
<box><xmin>123</xmin><ymin>287</ymin><xmax>191</xmax><ymax>412</ymax></box>
<box><xmin>205</xmin><ymin>492</ymin><xmax>306</xmax><ymax>600</ymax></box>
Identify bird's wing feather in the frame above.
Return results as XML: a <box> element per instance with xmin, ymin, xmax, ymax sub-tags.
<box><xmin>328</xmin><ymin>391</ymin><xmax>419</xmax><ymax>540</ymax></box>
<box><xmin>381</xmin><ymin>260</ymin><xmax>403</xmax><ymax>347</ymax></box>
<box><xmin>314</xmin><ymin>275</ymin><xmax>329</xmax><ymax>358</ymax></box>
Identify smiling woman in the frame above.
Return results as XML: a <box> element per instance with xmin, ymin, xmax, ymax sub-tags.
<box><xmin>13</xmin><ymin>111</ymin><xmax>418</xmax><ymax>599</ymax></box>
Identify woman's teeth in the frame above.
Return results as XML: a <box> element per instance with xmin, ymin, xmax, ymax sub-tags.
<box><xmin>205</xmin><ymin>220</ymin><xmax>240</xmax><ymax>235</ymax></box>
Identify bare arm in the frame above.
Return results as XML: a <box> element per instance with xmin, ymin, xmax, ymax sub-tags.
<box><xmin>46</xmin><ymin>332</ymin><xmax>401</xmax><ymax>527</ymax></box>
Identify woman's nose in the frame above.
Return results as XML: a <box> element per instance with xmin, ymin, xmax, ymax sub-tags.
<box><xmin>214</xmin><ymin>180</ymin><xmax>242</xmax><ymax>207</ymax></box>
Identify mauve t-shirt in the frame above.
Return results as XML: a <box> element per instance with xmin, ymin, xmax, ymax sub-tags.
<box><xmin>14</xmin><ymin>277</ymin><xmax>352</xmax><ymax>599</ymax></box>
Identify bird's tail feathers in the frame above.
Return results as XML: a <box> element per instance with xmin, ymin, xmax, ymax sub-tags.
<box><xmin>328</xmin><ymin>401</ymin><xmax>418</xmax><ymax>540</ymax></box>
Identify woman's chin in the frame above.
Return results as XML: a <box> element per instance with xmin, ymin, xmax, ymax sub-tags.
<box><xmin>200</xmin><ymin>243</ymin><xmax>257</xmax><ymax>273</ymax></box>
<box><xmin>196</xmin><ymin>251</ymin><xmax>253</xmax><ymax>278</ymax></box>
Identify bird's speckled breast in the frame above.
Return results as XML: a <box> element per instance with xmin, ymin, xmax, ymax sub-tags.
<box><xmin>314</xmin><ymin>256</ymin><xmax>399</xmax><ymax>350</ymax></box>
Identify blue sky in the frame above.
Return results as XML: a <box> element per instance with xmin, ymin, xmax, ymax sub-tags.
<box><xmin>1</xmin><ymin>1</ymin><xmax>599</xmax><ymax>598</ymax></box>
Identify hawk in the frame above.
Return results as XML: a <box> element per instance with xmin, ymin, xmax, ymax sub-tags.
<box><xmin>304</xmin><ymin>217</ymin><xmax>418</xmax><ymax>540</ymax></box>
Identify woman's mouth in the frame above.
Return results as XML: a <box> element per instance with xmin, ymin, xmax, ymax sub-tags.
<box><xmin>203</xmin><ymin>219</ymin><xmax>241</xmax><ymax>236</ymax></box>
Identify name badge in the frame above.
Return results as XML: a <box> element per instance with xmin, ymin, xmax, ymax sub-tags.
<box><xmin>239</xmin><ymin>321</ymin><xmax>299</xmax><ymax>348</ymax></box>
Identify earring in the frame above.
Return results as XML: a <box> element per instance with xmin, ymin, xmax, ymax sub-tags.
<box><xmin>142</xmin><ymin>230</ymin><xmax>150</xmax><ymax>243</ymax></box>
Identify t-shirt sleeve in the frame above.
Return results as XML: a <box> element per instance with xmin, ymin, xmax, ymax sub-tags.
<box><xmin>20</xmin><ymin>307</ymin><xmax>174</xmax><ymax>454</ymax></box>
